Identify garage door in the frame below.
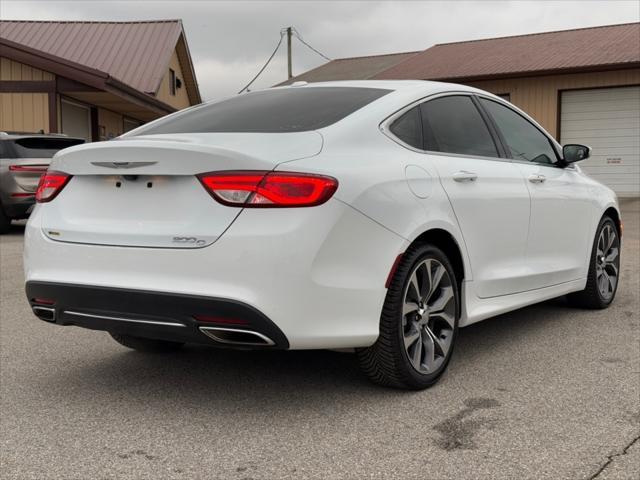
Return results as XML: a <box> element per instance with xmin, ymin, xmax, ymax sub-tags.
<box><xmin>560</xmin><ymin>86</ymin><xmax>640</xmax><ymax>197</ymax></box>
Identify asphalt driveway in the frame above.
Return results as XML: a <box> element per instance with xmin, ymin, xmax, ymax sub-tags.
<box><xmin>1</xmin><ymin>200</ymin><xmax>638</xmax><ymax>480</ymax></box>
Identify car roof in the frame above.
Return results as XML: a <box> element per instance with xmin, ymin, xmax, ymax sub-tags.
<box><xmin>274</xmin><ymin>79</ymin><xmax>481</xmax><ymax>95</ymax></box>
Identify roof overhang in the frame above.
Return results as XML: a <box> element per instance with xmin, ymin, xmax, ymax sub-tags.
<box><xmin>432</xmin><ymin>62</ymin><xmax>640</xmax><ymax>83</ymax></box>
<box><xmin>0</xmin><ymin>37</ymin><xmax>177</xmax><ymax>120</ymax></box>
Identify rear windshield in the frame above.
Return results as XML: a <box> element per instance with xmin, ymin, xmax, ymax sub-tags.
<box><xmin>2</xmin><ymin>137</ymin><xmax>84</xmax><ymax>159</ymax></box>
<box><xmin>130</xmin><ymin>87</ymin><xmax>391</xmax><ymax>135</ymax></box>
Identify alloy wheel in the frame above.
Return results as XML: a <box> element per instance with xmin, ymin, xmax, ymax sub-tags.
<box><xmin>402</xmin><ymin>258</ymin><xmax>456</xmax><ymax>374</ymax></box>
<box><xmin>595</xmin><ymin>223</ymin><xmax>619</xmax><ymax>300</ymax></box>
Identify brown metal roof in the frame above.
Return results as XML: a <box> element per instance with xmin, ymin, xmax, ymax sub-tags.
<box><xmin>277</xmin><ymin>51</ymin><xmax>420</xmax><ymax>86</ymax></box>
<box><xmin>375</xmin><ymin>23</ymin><xmax>640</xmax><ymax>81</ymax></box>
<box><xmin>0</xmin><ymin>20</ymin><xmax>194</xmax><ymax>97</ymax></box>
<box><xmin>0</xmin><ymin>36</ymin><xmax>178</xmax><ymax>120</ymax></box>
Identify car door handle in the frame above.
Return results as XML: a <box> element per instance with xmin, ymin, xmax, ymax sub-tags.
<box><xmin>452</xmin><ymin>171</ymin><xmax>478</xmax><ymax>182</ymax></box>
<box><xmin>528</xmin><ymin>174</ymin><xmax>546</xmax><ymax>184</ymax></box>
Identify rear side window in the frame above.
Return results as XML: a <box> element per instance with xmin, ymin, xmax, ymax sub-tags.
<box><xmin>131</xmin><ymin>87</ymin><xmax>391</xmax><ymax>135</ymax></box>
<box><xmin>389</xmin><ymin>106</ymin><xmax>423</xmax><ymax>149</ymax></box>
<box><xmin>480</xmin><ymin>98</ymin><xmax>558</xmax><ymax>165</ymax></box>
<box><xmin>6</xmin><ymin>137</ymin><xmax>84</xmax><ymax>159</ymax></box>
<box><xmin>421</xmin><ymin>96</ymin><xmax>499</xmax><ymax>158</ymax></box>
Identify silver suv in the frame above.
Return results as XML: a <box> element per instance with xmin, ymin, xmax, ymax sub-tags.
<box><xmin>0</xmin><ymin>132</ymin><xmax>84</xmax><ymax>233</ymax></box>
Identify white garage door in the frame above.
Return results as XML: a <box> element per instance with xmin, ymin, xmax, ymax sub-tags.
<box><xmin>560</xmin><ymin>86</ymin><xmax>640</xmax><ymax>197</ymax></box>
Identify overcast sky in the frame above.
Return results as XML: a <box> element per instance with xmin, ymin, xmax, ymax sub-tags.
<box><xmin>2</xmin><ymin>1</ymin><xmax>639</xmax><ymax>101</ymax></box>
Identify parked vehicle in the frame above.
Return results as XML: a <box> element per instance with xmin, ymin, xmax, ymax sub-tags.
<box><xmin>0</xmin><ymin>132</ymin><xmax>84</xmax><ymax>233</ymax></box>
<box><xmin>23</xmin><ymin>81</ymin><xmax>621</xmax><ymax>389</ymax></box>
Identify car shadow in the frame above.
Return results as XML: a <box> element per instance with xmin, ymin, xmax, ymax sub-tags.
<box><xmin>39</xmin><ymin>296</ymin><xmax>576</xmax><ymax>413</ymax></box>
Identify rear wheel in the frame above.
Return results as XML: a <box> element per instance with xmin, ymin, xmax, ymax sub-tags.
<box><xmin>109</xmin><ymin>332</ymin><xmax>184</xmax><ymax>353</ymax></box>
<box><xmin>358</xmin><ymin>243</ymin><xmax>460</xmax><ymax>390</ymax></box>
<box><xmin>0</xmin><ymin>206</ymin><xmax>10</xmax><ymax>234</ymax></box>
<box><xmin>567</xmin><ymin>216</ymin><xmax>620</xmax><ymax>309</ymax></box>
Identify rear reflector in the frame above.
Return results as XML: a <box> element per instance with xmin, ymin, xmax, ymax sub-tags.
<box><xmin>385</xmin><ymin>254</ymin><xmax>404</xmax><ymax>288</ymax></box>
<box><xmin>9</xmin><ymin>164</ymin><xmax>49</xmax><ymax>173</ymax></box>
<box><xmin>35</xmin><ymin>171</ymin><xmax>72</xmax><ymax>203</ymax></box>
<box><xmin>32</xmin><ymin>297</ymin><xmax>55</xmax><ymax>305</ymax></box>
<box><xmin>198</xmin><ymin>171</ymin><xmax>338</xmax><ymax>207</ymax></box>
<box><xmin>11</xmin><ymin>192</ymin><xmax>35</xmax><ymax>198</ymax></box>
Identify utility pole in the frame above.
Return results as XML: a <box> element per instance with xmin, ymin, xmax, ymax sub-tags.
<box><xmin>286</xmin><ymin>26</ymin><xmax>293</xmax><ymax>79</ymax></box>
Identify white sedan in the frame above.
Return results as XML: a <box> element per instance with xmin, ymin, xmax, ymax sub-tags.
<box><xmin>24</xmin><ymin>81</ymin><xmax>621</xmax><ymax>389</ymax></box>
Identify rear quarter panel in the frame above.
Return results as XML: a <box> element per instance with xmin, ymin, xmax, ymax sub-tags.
<box><xmin>278</xmin><ymin>123</ymin><xmax>474</xmax><ymax>283</ymax></box>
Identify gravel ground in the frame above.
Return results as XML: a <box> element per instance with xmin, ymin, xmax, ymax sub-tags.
<box><xmin>1</xmin><ymin>200</ymin><xmax>638</xmax><ymax>480</ymax></box>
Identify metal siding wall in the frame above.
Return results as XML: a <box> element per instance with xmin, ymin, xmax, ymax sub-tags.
<box><xmin>0</xmin><ymin>57</ymin><xmax>54</xmax><ymax>80</ymax></box>
<box><xmin>156</xmin><ymin>50</ymin><xmax>191</xmax><ymax>110</ymax></box>
<box><xmin>0</xmin><ymin>93</ymin><xmax>50</xmax><ymax>132</ymax></box>
<box><xmin>0</xmin><ymin>57</ymin><xmax>54</xmax><ymax>132</ymax></box>
<box><xmin>98</xmin><ymin>108</ymin><xmax>124</xmax><ymax>140</ymax></box>
<box><xmin>469</xmin><ymin>68</ymin><xmax>640</xmax><ymax>138</ymax></box>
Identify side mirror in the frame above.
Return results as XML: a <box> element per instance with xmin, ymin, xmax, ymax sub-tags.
<box><xmin>562</xmin><ymin>144</ymin><xmax>590</xmax><ymax>164</ymax></box>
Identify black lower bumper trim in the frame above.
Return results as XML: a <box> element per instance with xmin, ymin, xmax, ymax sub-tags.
<box><xmin>25</xmin><ymin>281</ymin><xmax>289</xmax><ymax>349</ymax></box>
<box><xmin>2</xmin><ymin>199</ymin><xmax>34</xmax><ymax>219</ymax></box>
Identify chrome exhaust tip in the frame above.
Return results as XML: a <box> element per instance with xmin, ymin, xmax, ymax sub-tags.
<box><xmin>32</xmin><ymin>306</ymin><xmax>56</xmax><ymax>322</ymax></box>
<box><xmin>199</xmin><ymin>326</ymin><xmax>275</xmax><ymax>346</ymax></box>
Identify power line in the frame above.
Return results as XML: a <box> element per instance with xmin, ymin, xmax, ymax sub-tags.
<box><xmin>237</xmin><ymin>31</ymin><xmax>285</xmax><ymax>94</ymax></box>
<box><xmin>292</xmin><ymin>28</ymin><xmax>332</xmax><ymax>61</ymax></box>
<box><xmin>237</xmin><ymin>27</ymin><xmax>331</xmax><ymax>93</ymax></box>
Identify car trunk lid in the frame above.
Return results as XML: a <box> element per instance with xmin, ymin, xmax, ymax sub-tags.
<box><xmin>41</xmin><ymin>132</ymin><xmax>323</xmax><ymax>248</ymax></box>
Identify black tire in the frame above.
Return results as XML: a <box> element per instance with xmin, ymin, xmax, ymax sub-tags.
<box><xmin>567</xmin><ymin>216</ymin><xmax>620</xmax><ymax>309</ymax></box>
<box><xmin>0</xmin><ymin>206</ymin><xmax>10</xmax><ymax>234</ymax></box>
<box><xmin>109</xmin><ymin>332</ymin><xmax>184</xmax><ymax>353</ymax></box>
<box><xmin>357</xmin><ymin>243</ymin><xmax>460</xmax><ymax>390</ymax></box>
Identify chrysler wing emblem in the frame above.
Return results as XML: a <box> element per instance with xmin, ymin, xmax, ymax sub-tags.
<box><xmin>91</xmin><ymin>161</ymin><xmax>157</xmax><ymax>169</ymax></box>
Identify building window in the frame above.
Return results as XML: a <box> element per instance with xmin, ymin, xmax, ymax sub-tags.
<box><xmin>169</xmin><ymin>69</ymin><xmax>176</xmax><ymax>96</ymax></box>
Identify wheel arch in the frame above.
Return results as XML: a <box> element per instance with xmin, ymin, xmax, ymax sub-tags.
<box><xmin>603</xmin><ymin>206</ymin><xmax>622</xmax><ymax>238</ymax></box>
<box><xmin>410</xmin><ymin>228</ymin><xmax>465</xmax><ymax>291</ymax></box>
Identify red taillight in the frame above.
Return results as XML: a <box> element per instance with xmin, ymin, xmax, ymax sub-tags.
<box><xmin>9</xmin><ymin>164</ymin><xmax>49</xmax><ymax>173</ymax></box>
<box><xmin>198</xmin><ymin>171</ymin><xmax>338</xmax><ymax>208</ymax></box>
<box><xmin>35</xmin><ymin>171</ymin><xmax>72</xmax><ymax>203</ymax></box>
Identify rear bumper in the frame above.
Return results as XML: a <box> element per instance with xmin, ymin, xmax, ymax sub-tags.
<box><xmin>24</xmin><ymin>199</ymin><xmax>408</xmax><ymax>349</ymax></box>
<box><xmin>0</xmin><ymin>165</ymin><xmax>40</xmax><ymax>220</ymax></box>
<box><xmin>26</xmin><ymin>281</ymin><xmax>289</xmax><ymax>349</ymax></box>
<box><xmin>1</xmin><ymin>195</ymin><xmax>35</xmax><ymax>219</ymax></box>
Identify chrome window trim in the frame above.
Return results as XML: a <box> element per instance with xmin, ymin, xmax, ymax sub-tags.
<box><xmin>474</xmin><ymin>93</ymin><xmax>564</xmax><ymax>167</ymax></box>
<box><xmin>510</xmin><ymin>157</ymin><xmax>570</xmax><ymax>170</ymax></box>
<box><xmin>381</xmin><ymin>90</ymin><xmax>567</xmax><ymax>168</ymax></box>
<box><xmin>379</xmin><ymin>91</ymin><xmax>509</xmax><ymax>163</ymax></box>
